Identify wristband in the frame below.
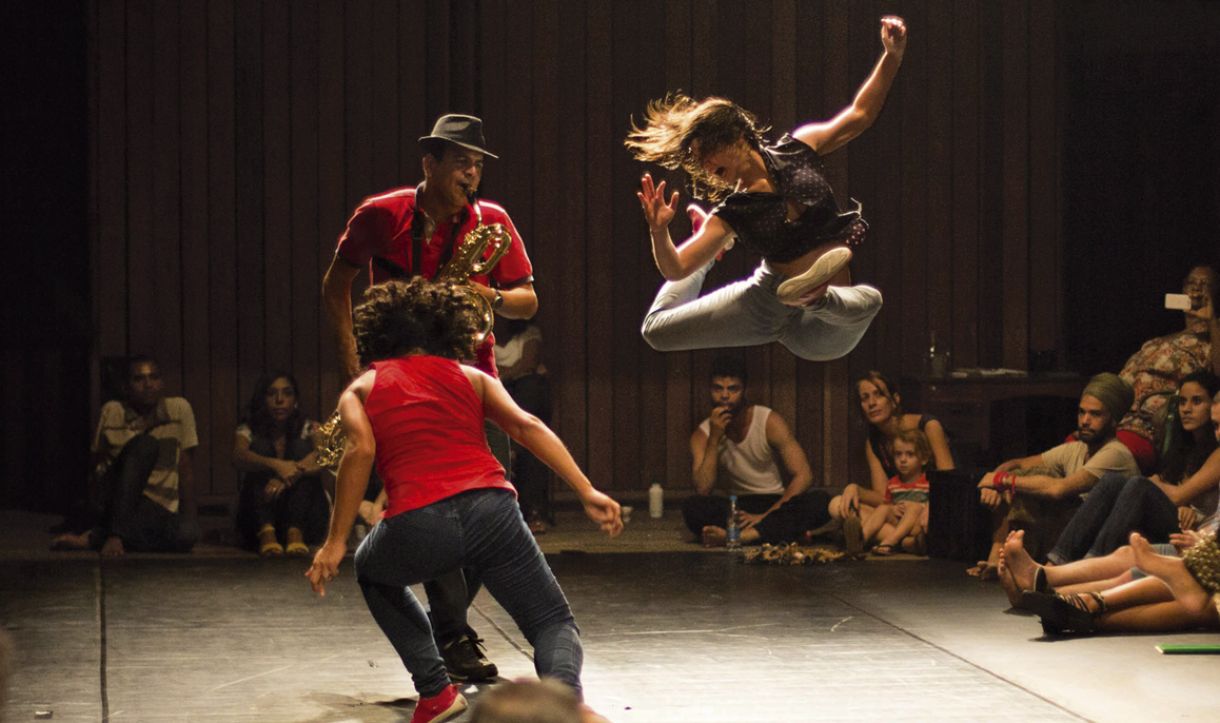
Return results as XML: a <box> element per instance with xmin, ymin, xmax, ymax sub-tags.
<box><xmin>492</xmin><ymin>289</ymin><xmax>504</xmax><ymax>310</ymax></box>
<box><xmin>992</xmin><ymin>472</ymin><xmax>1015</xmax><ymax>493</ymax></box>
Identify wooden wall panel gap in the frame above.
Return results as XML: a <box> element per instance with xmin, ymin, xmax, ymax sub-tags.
<box><xmin>179</xmin><ymin>0</ymin><xmax>212</xmax><ymax>493</ymax></box>
<box><xmin>234</xmin><ymin>0</ymin><xmax>266</xmax><ymax>406</ymax></box>
<box><xmin>317</xmin><ymin>0</ymin><xmax>347</xmax><ymax>412</ymax></box>
<box><xmin>205</xmin><ymin>0</ymin><xmax>239</xmax><ymax>497</ymax></box>
<box><xmin>262</xmin><ymin>0</ymin><xmax>293</xmax><ymax>374</ymax></box>
<box><xmin>581</xmin><ymin>0</ymin><xmax>612</xmax><ymax>476</ymax></box>
<box><xmin>289</xmin><ymin>0</ymin><xmax>322</xmax><ymax>420</ymax></box>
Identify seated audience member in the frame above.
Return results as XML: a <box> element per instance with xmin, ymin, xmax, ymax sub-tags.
<box><xmin>969</xmin><ymin>372</ymin><xmax>1140</xmax><ymax>576</ymax></box>
<box><xmin>860</xmin><ymin>429</ymin><xmax>932</xmax><ymax>556</ymax></box>
<box><xmin>1115</xmin><ymin>263</ymin><xmax>1219</xmax><ymax>473</ymax></box>
<box><xmin>1046</xmin><ymin>371</ymin><xmax>1220</xmax><ymax>564</ymax></box>
<box><xmin>829</xmin><ymin>372</ymin><xmax>955</xmax><ymax>553</ymax></box>
<box><xmin>999</xmin><ymin>386</ymin><xmax>1220</xmax><ymax>633</ymax></box>
<box><xmin>683</xmin><ymin>355</ymin><xmax>830</xmax><ymax>547</ymax></box>
<box><xmin>1002</xmin><ymin>529</ymin><xmax>1219</xmax><ymax>635</ymax></box>
<box><xmin>233</xmin><ymin>372</ymin><xmax>330</xmax><ymax>557</ymax></box>
<box><xmin>494</xmin><ymin>318</ymin><xmax>553</xmax><ymax>533</ymax></box>
<box><xmin>51</xmin><ymin>356</ymin><xmax>199</xmax><ymax>556</ymax></box>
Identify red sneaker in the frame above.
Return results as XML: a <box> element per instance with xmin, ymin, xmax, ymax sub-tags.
<box><xmin>411</xmin><ymin>684</ymin><xmax>467</xmax><ymax>723</ymax></box>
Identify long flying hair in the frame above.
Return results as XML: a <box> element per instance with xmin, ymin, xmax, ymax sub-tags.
<box><xmin>625</xmin><ymin>93</ymin><xmax>769</xmax><ymax>202</ymax></box>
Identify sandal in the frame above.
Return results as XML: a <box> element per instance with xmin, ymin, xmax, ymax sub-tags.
<box><xmin>284</xmin><ymin>528</ymin><xmax>309</xmax><ymax>557</ymax></box>
<box><xmin>872</xmin><ymin>544</ymin><xmax>896</xmax><ymax>557</ymax></box>
<box><xmin>258</xmin><ymin>525</ymin><xmax>284</xmax><ymax>557</ymax></box>
<box><xmin>1020</xmin><ymin>591</ymin><xmax>1104</xmax><ymax>635</ymax></box>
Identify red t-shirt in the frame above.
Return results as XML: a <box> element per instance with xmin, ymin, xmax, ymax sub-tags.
<box><xmin>365</xmin><ymin>356</ymin><xmax>514</xmax><ymax>518</ymax></box>
<box><xmin>336</xmin><ymin>187</ymin><xmax>534</xmax><ymax>375</ymax></box>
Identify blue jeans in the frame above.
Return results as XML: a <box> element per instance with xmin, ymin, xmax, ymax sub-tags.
<box><xmin>1047</xmin><ymin>472</ymin><xmax>1179</xmax><ymax>564</ymax></box>
<box><xmin>355</xmin><ymin>488</ymin><xmax>582</xmax><ymax>698</ymax></box>
<box><xmin>641</xmin><ymin>259</ymin><xmax>882</xmax><ymax>361</ymax></box>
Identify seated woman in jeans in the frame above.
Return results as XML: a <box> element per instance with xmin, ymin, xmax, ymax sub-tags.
<box><xmin>233</xmin><ymin>372</ymin><xmax>329</xmax><ymax>556</ymax></box>
<box><xmin>1046</xmin><ymin>371</ymin><xmax>1220</xmax><ymax>564</ymax></box>
<box><xmin>306</xmin><ymin>278</ymin><xmax>621</xmax><ymax>723</ymax></box>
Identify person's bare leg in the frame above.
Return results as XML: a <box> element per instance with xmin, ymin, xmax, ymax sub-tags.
<box><xmin>969</xmin><ymin>507</ymin><xmax>1008</xmax><ymax>578</ymax></box>
<box><xmin>1056</xmin><ymin>571</ymin><xmax>1134</xmax><ymax>595</ymax></box>
<box><xmin>1130</xmin><ymin>532</ymin><xmax>1215</xmax><ymax>614</ymax></box>
<box><xmin>49</xmin><ymin>532</ymin><xmax>92</xmax><ymax>551</ymax></box>
<box><xmin>1043</xmin><ymin>545</ymin><xmax>1136</xmax><ymax>588</ymax></box>
<box><xmin>701</xmin><ymin>526</ymin><xmax>761</xmax><ymax>547</ymax></box>
<box><xmin>1097</xmin><ymin>600</ymin><xmax>1219</xmax><ymax>632</ymax></box>
<box><xmin>862</xmin><ymin>504</ymin><xmax>892</xmax><ymax>544</ymax></box>
<box><xmin>878</xmin><ymin>503</ymin><xmax>922</xmax><ymax>549</ymax></box>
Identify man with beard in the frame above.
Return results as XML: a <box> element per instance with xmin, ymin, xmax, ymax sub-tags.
<box><xmin>321</xmin><ymin>114</ymin><xmax>536</xmax><ymax>682</ymax></box>
<box><xmin>970</xmin><ymin>372</ymin><xmax>1142</xmax><ymax>573</ymax></box>
<box><xmin>681</xmin><ymin>355</ymin><xmax>829</xmax><ymax>547</ymax></box>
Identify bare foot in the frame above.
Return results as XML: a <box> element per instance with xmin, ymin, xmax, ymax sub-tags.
<box><xmin>1129</xmin><ymin>532</ymin><xmax>1213</xmax><ymax>614</ymax></box>
<box><xmin>966</xmin><ymin>561</ymin><xmax>998</xmax><ymax>580</ymax></box>
<box><xmin>49</xmin><ymin>532</ymin><xmax>91</xmax><ymax>551</ymax></box>
<box><xmin>701</xmin><ymin>525</ymin><xmax>727</xmax><ymax>547</ymax></box>
<box><xmin>100</xmin><ymin>535</ymin><xmax>126</xmax><ymax>558</ymax></box>
<box><xmin>1000</xmin><ymin>530</ymin><xmax>1041</xmax><ymax>605</ymax></box>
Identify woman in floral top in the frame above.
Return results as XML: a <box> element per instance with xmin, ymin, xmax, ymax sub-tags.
<box><xmin>1117</xmin><ymin>263</ymin><xmax>1220</xmax><ymax>472</ymax></box>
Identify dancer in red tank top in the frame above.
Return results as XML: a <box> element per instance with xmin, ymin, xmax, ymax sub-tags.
<box><xmin>307</xmin><ymin>277</ymin><xmax>621</xmax><ymax>723</ymax></box>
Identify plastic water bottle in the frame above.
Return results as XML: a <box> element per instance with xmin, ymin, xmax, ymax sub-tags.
<box><xmin>648</xmin><ymin>483</ymin><xmax>664</xmax><ymax>518</ymax></box>
<box><xmin>726</xmin><ymin>495</ymin><xmax>741</xmax><ymax>550</ymax></box>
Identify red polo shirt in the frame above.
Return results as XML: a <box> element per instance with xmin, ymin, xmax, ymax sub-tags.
<box><xmin>336</xmin><ymin>187</ymin><xmax>534</xmax><ymax>375</ymax></box>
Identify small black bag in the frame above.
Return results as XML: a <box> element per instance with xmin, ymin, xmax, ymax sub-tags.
<box><xmin>926</xmin><ymin>469</ymin><xmax>992</xmax><ymax>562</ymax></box>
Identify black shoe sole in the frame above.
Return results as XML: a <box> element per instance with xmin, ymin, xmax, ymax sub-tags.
<box><xmin>445</xmin><ymin>665</ymin><xmax>498</xmax><ymax>682</ymax></box>
<box><xmin>1019</xmin><ymin>591</ymin><xmax>1096</xmax><ymax>635</ymax></box>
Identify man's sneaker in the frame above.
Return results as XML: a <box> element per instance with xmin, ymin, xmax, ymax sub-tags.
<box><xmin>775</xmin><ymin>245</ymin><xmax>852</xmax><ymax>305</ymax></box>
<box><xmin>411</xmin><ymin>684</ymin><xmax>467</xmax><ymax>723</ymax></box>
<box><xmin>441</xmin><ymin>633</ymin><xmax>498</xmax><ymax>681</ymax></box>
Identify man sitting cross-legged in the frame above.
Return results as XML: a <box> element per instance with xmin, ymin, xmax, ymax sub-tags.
<box><xmin>682</xmin><ymin>355</ymin><xmax>830</xmax><ymax>547</ymax></box>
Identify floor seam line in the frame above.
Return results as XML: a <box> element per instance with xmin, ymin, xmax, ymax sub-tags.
<box><xmin>827</xmin><ymin>591</ymin><xmax>1088</xmax><ymax>721</ymax></box>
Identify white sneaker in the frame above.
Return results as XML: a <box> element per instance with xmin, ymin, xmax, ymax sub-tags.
<box><xmin>775</xmin><ymin>246</ymin><xmax>852</xmax><ymax>305</ymax></box>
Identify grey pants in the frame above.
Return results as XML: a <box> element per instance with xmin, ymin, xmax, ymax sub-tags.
<box><xmin>641</xmin><ymin>259</ymin><xmax>882</xmax><ymax>361</ymax></box>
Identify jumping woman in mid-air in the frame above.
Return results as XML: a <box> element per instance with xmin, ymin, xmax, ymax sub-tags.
<box><xmin>626</xmin><ymin>16</ymin><xmax>906</xmax><ymax>361</ymax></box>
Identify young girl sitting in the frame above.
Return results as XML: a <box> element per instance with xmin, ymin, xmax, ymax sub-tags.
<box><xmin>862</xmin><ymin>428</ymin><xmax>931</xmax><ymax>555</ymax></box>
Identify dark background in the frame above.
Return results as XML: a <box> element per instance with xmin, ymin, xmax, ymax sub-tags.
<box><xmin>3</xmin><ymin>0</ymin><xmax>1218</xmax><ymax>513</ymax></box>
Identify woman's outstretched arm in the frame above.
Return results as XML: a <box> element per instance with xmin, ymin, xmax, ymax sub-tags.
<box><xmin>638</xmin><ymin>173</ymin><xmax>734</xmax><ymax>280</ymax></box>
<box><xmin>794</xmin><ymin>16</ymin><xmax>907</xmax><ymax>155</ymax></box>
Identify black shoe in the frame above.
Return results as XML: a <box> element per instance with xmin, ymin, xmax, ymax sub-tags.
<box><xmin>1020</xmin><ymin>591</ymin><xmax>1098</xmax><ymax>635</ymax></box>
<box><xmin>440</xmin><ymin>633</ymin><xmax>498</xmax><ymax>681</ymax></box>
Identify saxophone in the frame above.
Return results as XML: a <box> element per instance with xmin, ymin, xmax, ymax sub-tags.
<box><xmin>436</xmin><ymin>198</ymin><xmax>513</xmax><ymax>344</ymax></box>
<box><xmin>314</xmin><ymin>198</ymin><xmax>511</xmax><ymax>472</ymax></box>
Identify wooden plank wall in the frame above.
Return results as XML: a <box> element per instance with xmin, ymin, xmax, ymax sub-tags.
<box><xmin>87</xmin><ymin>0</ymin><xmax>1061</xmax><ymax>504</ymax></box>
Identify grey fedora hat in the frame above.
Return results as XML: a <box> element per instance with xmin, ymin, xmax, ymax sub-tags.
<box><xmin>418</xmin><ymin>113</ymin><xmax>499</xmax><ymax>159</ymax></box>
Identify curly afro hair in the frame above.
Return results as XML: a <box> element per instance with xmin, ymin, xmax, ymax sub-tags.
<box><xmin>353</xmin><ymin>277</ymin><xmax>482</xmax><ymax>365</ymax></box>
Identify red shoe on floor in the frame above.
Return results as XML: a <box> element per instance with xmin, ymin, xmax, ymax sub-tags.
<box><xmin>411</xmin><ymin>684</ymin><xmax>467</xmax><ymax>723</ymax></box>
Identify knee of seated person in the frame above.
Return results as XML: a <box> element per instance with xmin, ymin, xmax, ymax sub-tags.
<box><xmin>123</xmin><ymin>434</ymin><xmax>161</xmax><ymax>459</ymax></box>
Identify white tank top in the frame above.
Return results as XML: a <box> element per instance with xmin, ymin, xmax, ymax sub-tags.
<box><xmin>698</xmin><ymin>405</ymin><xmax>785</xmax><ymax>496</ymax></box>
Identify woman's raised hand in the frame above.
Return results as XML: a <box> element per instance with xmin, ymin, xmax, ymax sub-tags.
<box><xmin>880</xmin><ymin>16</ymin><xmax>907</xmax><ymax>59</ymax></box>
<box><xmin>637</xmin><ymin>173</ymin><xmax>679</xmax><ymax>231</ymax></box>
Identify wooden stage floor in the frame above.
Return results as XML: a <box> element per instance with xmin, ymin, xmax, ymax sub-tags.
<box><xmin>1</xmin><ymin>510</ymin><xmax>1216</xmax><ymax>722</ymax></box>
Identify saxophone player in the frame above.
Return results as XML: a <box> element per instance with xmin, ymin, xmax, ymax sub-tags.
<box><xmin>321</xmin><ymin>113</ymin><xmax>536</xmax><ymax>682</ymax></box>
